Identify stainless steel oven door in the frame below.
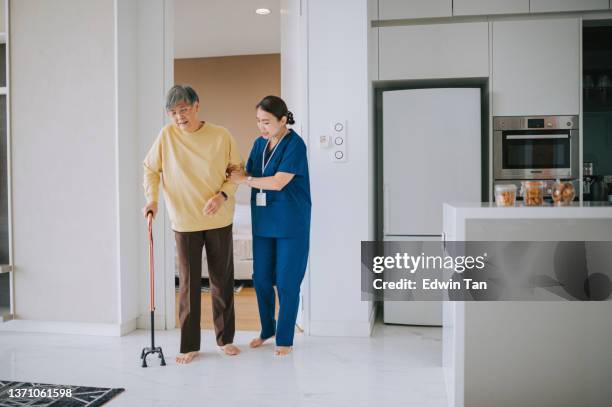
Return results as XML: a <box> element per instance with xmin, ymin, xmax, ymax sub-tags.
<box><xmin>494</xmin><ymin>129</ymin><xmax>579</xmax><ymax>180</ymax></box>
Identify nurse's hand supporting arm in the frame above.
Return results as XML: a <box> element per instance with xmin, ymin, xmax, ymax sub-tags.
<box><xmin>229</xmin><ymin>170</ymin><xmax>294</xmax><ymax>191</ymax></box>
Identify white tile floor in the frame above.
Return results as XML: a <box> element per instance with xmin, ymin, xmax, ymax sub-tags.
<box><xmin>0</xmin><ymin>323</ymin><xmax>447</xmax><ymax>407</ymax></box>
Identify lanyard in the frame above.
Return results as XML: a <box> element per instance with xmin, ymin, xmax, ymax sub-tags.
<box><xmin>260</xmin><ymin>132</ymin><xmax>288</xmax><ymax>192</ymax></box>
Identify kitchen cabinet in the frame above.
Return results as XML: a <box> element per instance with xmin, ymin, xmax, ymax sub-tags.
<box><xmin>530</xmin><ymin>0</ymin><xmax>609</xmax><ymax>13</ymax></box>
<box><xmin>379</xmin><ymin>22</ymin><xmax>489</xmax><ymax>80</ymax></box>
<box><xmin>492</xmin><ymin>18</ymin><xmax>580</xmax><ymax>116</ymax></box>
<box><xmin>379</xmin><ymin>0</ymin><xmax>452</xmax><ymax>20</ymax></box>
<box><xmin>583</xmin><ymin>25</ymin><xmax>612</xmax><ymax>184</ymax></box>
<box><xmin>453</xmin><ymin>0</ymin><xmax>529</xmax><ymax>16</ymax></box>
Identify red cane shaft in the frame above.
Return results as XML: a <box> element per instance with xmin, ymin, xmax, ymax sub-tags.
<box><xmin>148</xmin><ymin>214</ymin><xmax>155</xmax><ymax>312</ymax></box>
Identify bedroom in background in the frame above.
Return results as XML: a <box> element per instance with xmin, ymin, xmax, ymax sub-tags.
<box><xmin>173</xmin><ymin>0</ymin><xmax>282</xmax><ymax>331</ymax></box>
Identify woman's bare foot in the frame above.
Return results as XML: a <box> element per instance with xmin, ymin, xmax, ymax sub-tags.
<box><xmin>221</xmin><ymin>343</ymin><xmax>241</xmax><ymax>356</ymax></box>
<box><xmin>274</xmin><ymin>346</ymin><xmax>292</xmax><ymax>356</ymax></box>
<box><xmin>176</xmin><ymin>351</ymin><xmax>199</xmax><ymax>364</ymax></box>
<box><xmin>249</xmin><ymin>336</ymin><xmax>273</xmax><ymax>348</ymax></box>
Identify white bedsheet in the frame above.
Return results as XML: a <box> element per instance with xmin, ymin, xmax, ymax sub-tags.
<box><xmin>198</xmin><ymin>204</ymin><xmax>252</xmax><ymax>262</ymax></box>
<box><xmin>231</xmin><ymin>204</ymin><xmax>252</xmax><ymax>260</ymax></box>
<box><xmin>232</xmin><ymin>204</ymin><xmax>252</xmax><ymax>237</ymax></box>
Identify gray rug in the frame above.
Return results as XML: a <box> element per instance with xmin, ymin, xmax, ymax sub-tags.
<box><xmin>0</xmin><ymin>381</ymin><xmax>124</xmax><ymax>406</ymax></box>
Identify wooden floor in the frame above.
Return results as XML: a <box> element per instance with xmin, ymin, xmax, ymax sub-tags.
<box><xmin>175</xmin><ymin>287</ymin><xmax>277</xmax><ymax>331</ymax></box>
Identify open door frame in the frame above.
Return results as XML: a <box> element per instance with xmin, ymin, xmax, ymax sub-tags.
<box><xmin>161</xmin><ymin>0</ymin><xmax>311</xmax><ymax>334</ymax></box>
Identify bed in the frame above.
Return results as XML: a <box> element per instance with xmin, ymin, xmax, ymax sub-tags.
<box><xmin>209</xmin><ymin>202</ymin><xmax>253</xmax><ymax>280</ymax></box>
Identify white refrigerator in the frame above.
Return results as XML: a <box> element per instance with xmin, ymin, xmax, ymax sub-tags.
<box><xmin>382</xmin><ymin>88</ymin><xmax>482</xmax><ymax>326</ymax></box>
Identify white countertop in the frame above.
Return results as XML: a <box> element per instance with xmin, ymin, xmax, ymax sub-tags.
<box><xmin>443</xmin><ymin>201</ymin><xmax>612</xmax><ymax>219</ymax></box>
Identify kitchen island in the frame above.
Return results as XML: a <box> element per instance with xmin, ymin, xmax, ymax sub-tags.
<box><xmin>442</xmin><ymin>202</ymin><xmax>612</xmax><ymax>407</ymax></box>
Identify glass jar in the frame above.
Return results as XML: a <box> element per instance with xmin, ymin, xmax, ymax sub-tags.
<box><xmin>495</xmin><ymin>184</ymin><xmax>517</xmax><ymax>207</ymax></box>
<box><xmin>551</xmin><ymin>180</ymin><xmax>575</xmax><ymax>206</ymax></box>
<box><xmin>521</xmin><ymin>181</ymin><xmax>544</xmax><ymax>206</ymax></box>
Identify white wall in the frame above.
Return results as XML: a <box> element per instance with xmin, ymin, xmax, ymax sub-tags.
<box><xmin>134</xmin><ymin>0</ymin><xmax>175</xmax><ymax>331</ymax></box>
<box><xmin>116</xmin><ymin>0</ymin><xmax>140</xmax><ymax>334</ymax></box>
<box><xmin>11</xmin><ymin>0</ymin><xmax>119</xmax><ymax>325</ymax></box>
<box><xmin>280</xmin><ymin>0</ymin><xmax>308</xmax><ymax>329</ymax></box>
<box><xmin>115</xmin><ymin>0</ymin><xmax>171</xmax><ymax>334</ymax></box>
<box><xmin>114</xmin><ymin>0</ymin><xmax>175</xmax><ymax>332</ymax></box>
<box><xmin>280</xmin><ymin>0</ymin><xmax>305</xmax><ymax>135</ymax></box>
<box><xmin>307</xmin><ymin>0</ymin><xmax>375</xmax><ymax>336</ymax></box>
<box><xmin>3</xmin><ymin>0</ymin><xmax>173</xmax><ymax>336</ymax></box>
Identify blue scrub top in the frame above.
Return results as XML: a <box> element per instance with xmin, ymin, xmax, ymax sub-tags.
<box><xmin>246</xmin><ymin>129</ymin><xmax>311</xmax><ymax>238</ymax></box>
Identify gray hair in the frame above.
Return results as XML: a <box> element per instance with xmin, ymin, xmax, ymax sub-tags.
<box><xmin>165</xmin><ymin>85</ymin><xmax>199</xmax><ymax>111</ymax></box>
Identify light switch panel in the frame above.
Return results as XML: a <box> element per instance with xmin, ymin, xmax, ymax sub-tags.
<box><xmin>332</xmin><ymin>121</ymin><xmax>347</xmax><ymax>163</ymax></box>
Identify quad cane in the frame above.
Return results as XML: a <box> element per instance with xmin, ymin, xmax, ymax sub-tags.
<box><xmin>140</xmin><ymin>211</ymin><xmax>166</xmax><ymax>367</ymax></box>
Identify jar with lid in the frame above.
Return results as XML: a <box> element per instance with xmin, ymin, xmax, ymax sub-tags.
<box><xmin>551</xmin><ymin>179</ymin><xmax>575</xmax><ymax>206</ymax></box>
<box><xmin>521</xmin><ymin>181</ymin><xmax>544</xmax><ymax>206</ymax></box>
<box><xmin>495</xmin><ymin>184</ymin><xmax>517</xmax><ymax>207</ymax></box>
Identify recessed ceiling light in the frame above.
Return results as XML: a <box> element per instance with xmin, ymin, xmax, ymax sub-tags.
<box><xmin>256</xmin><ymin>8</ymin><xmax>271</xmax><ymax>15</ymax></box>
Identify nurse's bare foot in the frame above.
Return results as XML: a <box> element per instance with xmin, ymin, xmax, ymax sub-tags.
<box><xmin>221</xmin><ymin>344</ymin><xmax>241</xmax><ymax>356</ymax></box>
<box><xmin>249</xmin><ymin>336</ymin><xmax>274</xmax><ymax>348</ymax></box>
<box><xmin>274</xmin><ymin>346</ymin><xmax>292</xmax><ymax>356</ymax></box>
<box><xmin>176</xmin><ymin>351</ymin><xmax>199</xmax><ymax>364</ymax></box>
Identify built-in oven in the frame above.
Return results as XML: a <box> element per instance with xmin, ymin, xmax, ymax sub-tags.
<box><xmin>493</xmin><ymin>115</ymin><xmax>579</xmax><ymax>181</ymax></box>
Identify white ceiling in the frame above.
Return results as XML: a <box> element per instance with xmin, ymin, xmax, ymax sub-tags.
<box><xmin>174</xmin><ymin>0</ymin><xmax>281</xmax><ymax>59</ymax></box>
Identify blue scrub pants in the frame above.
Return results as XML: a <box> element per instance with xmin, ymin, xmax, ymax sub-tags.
<box><xmin>253</xmin><ymin>234</ymin><xmax>309</xmax><ymax>346</ymax></box>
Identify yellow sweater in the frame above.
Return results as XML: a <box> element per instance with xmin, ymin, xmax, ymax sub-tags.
<box><xmin>143</xmin><ymin>122</ymin><xmax>243</xmax><ymax>232</ymax></box>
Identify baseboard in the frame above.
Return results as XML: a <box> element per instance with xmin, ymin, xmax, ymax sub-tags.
<box><xmin>0</xmin><ymin>319</ymin><xmax>134</xmax><ymax>337</ymax></box>
<box><xmin>120</xmin><ymin>318</ymin><xmax>138</xmax><ymax>336</ymax></box>
<box><xmin>137</xmin><ymin>314</ymin><xmax>168</xmax><ymax>330</ymax></box>
<box><xmin>309</xmin><ymin>318</ymin><xmax>374</xmax><ymax>337</ymax></box>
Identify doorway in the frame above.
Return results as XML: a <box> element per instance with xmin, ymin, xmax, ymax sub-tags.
<box><xmin>167</xmin><ymin>0</ymin><xmax>308</xmax><ymax>333</ymax></box>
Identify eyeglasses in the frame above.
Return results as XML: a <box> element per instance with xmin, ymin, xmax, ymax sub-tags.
<box><xmin>167</xmin><ymin>105</ymin><xmax>194</xmax><ymax>116</ymax></box>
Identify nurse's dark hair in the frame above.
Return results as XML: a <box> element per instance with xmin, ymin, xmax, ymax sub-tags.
<box><xmin>166</xmin><ymin>85</ymin><xmax>199</xmax><ymax>111</ymax></box>
<box><xmin>256</xmin><ymin>95</ymin><xmax>295</xmax><ymax>125</ymax></box>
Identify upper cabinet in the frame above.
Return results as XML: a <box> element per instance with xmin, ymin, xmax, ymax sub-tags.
<box><xmin>453</xmin><ymin>0</ymin><xmax>529</xmax><ymax>16</ymax></box>
<box><xmin>530</xmin><ymin>0</ymin><xmax>609</xmax><ymax>13</ymax></box>
<box><xmin>492</xmin><ymin>18</ymin><xmax>580</xmax><ymax>116</ymax></box>
<box><xmin>376</xmin><ymin>0</ymin><xmax>612</xmax><ymax>20</ymax></box>
<box><xmin>379</xmin><ymin>0</ymin><xmax>452</xmax><ymax>20</ymax></box>
<box><xmin>379</xmin><ymin>22</ymin><xmax>489</xmax><ymax>80</ymax></box>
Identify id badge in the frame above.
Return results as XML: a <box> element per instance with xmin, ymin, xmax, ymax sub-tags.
<box><xmin>256</xmin><ymin>192</ymin><xmax>267</xmax><ymax>207</ymax></box>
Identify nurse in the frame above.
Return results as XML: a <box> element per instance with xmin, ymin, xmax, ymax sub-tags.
<box><xmin>230</xmin><ymin>95</ymin><xmax>311</xmax><ymax>356</ymax></box>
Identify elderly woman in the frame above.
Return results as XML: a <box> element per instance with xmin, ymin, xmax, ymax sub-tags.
<box><xmin>143</xmin><ymin>85</ymin><xmax>243</xmax><ymax>364</ymax></box>
<box><xmin>230</xmin><ymin>95</ymin><xmax>311</xmax><ymax>356</ymax></box>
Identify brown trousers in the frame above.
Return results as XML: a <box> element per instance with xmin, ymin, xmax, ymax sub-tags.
<box><xmin>174</xmin><ymin>224</ymin><xmax>235</xmax><ymax>352</ymax></box>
